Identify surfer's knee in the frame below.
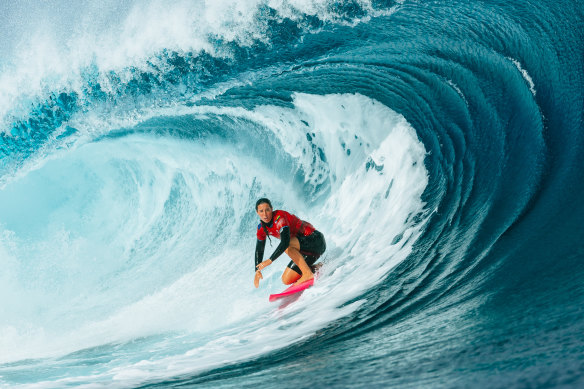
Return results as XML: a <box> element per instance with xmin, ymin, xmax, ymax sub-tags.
<box><xmin>282</xmin><ymin>273</ymin><xmax>293</xmax><ymax>285</ymax></box>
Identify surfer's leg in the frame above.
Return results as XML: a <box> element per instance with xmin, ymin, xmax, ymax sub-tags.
<box><xmin>282</xmin><ymin>238</ymin><xmax>302</xmax><ymax>284</ymax></box>
<box><xmin>282</xmin><ymin>237</ymin><xmax>314</xmax><ymax>285</ymax></box>
<box><xmin>288</xmin><ymin>255</ymin><xmax>319</xmax><ymax>273</ymax></box>
<box><xmin>282</xmin><ymin>266</ymin><xmax>301</xmax><ymax>285</ymax></box>
<box><xmin>282</xmin><ymin>255</ymin><xmax>320</xmax><ymax>284</ymax></box>
<box><xmin>281</xmin><ymin>232</ymin><xmax>327</xmax><ymax>285</ymax></box>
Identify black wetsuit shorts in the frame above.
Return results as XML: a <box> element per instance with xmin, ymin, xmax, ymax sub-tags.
<box><xmin>287</xmin><ymin>230</ymin><xmax>326</xmax><ymax>274</ymax></box>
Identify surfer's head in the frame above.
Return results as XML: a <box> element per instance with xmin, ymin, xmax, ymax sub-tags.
<box><xmin>255</xmin><ymin>198</ymin><xmax>273</xmax><ymax>224</ymax></box>
<box><xmin>255</xmin><ymin>198</ymin><xmax>272</xmax><ymax>210</ymax></box>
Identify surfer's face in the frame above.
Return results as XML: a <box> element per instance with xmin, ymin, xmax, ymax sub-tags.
<box><xmin>256</xmin><ymin>203</ymin><xmax>273</xmax><ymax>223</ymax></box>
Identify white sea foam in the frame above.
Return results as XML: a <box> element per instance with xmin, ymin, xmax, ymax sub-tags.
<box><xmin>0</xmin><ymin>0</ymin><xmax>379</xmax><ymax>129</ymax></box>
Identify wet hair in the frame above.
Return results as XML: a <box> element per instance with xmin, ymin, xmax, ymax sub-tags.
<box><xmin>256</xmin><ymin>198</ymin><xmax>273</xmax><ymax>245</ymax></box>
<box><xmin>255</xmin><ymin>198</ymin><xmax>272</xmax><ymax>210</ymax></box>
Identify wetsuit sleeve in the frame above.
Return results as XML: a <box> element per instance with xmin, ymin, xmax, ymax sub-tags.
<box><xmin>268</xmin><ymin>226</ymin><xmax>290</xmax><ymax>262</ymax></box>
<box><xmin>255</xmin><ymin>239</ymin><xmax>266</xmax><ymax>271</ymax></box>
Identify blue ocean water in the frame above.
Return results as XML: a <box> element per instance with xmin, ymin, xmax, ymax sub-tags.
<box><xmin>0</xmin><ymin>0</ymin><xmax>583</xmax><ymax>388</ymax></box>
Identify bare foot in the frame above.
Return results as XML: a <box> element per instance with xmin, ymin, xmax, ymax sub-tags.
<box><xmin>294</xmin><ymin>274</ymin><xmax>314</xmax><ymax>285</ymax></box>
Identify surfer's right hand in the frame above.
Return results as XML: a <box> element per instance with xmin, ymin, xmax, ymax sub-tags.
<box><xmin>254</xmin><ymin>270</ymin><xmax>263</xmax><ymax>288</ymax></box>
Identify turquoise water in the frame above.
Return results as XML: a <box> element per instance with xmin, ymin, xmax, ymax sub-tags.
<box><xmin>0</xmin><ymin>1</ymin><xmax>583</xmax><ymax>387</ymax></box>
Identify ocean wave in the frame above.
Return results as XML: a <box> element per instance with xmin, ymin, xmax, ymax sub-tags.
<box><xmin>1</xmin><ymin>0</ymin><xmax>583</xmax><ymax>387</ymax></box>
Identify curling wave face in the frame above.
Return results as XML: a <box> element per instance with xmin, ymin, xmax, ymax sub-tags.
<box><xmin>0</xmin><ymin>90</ymin><xmax>428</xmax><ymax>386</ymax></box>
<box><xmin>1</xmin><ymin>0</ymin><xmax>584</xmax><ymax>387</ymax></box>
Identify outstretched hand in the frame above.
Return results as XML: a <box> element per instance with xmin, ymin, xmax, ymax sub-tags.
<box><xmin>254</xmin><ymin>259</ymin><xmax>273</xmax><ymax>288</ymax></box>
<box><xmin>254</xmin><ymin>270</ymin><xmax>263</xmax><ymax>288</ymax></box>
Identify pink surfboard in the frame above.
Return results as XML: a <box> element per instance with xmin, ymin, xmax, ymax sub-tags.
<box><xmin>269</xmin><ymin>279</ymin><xmax>314</xmax><ymax>302</ymax></box>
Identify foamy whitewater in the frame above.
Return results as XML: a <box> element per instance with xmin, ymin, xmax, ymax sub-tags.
<box><xmin>1</xmin><ymin>1</ymin><xmax>583</xmax><ymax>388</ymax></box>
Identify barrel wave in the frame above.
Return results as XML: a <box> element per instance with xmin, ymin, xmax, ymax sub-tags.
<box><xmin>0</xmin><ymin>1</ymin><xmax>583</xmax><ymax>388</ymax></box>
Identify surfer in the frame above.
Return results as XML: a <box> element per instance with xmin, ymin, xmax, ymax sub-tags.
<box><xmin>254</xmin><ymin>198</ymin><xmax>326</xmax><ymax>288</ymax></box>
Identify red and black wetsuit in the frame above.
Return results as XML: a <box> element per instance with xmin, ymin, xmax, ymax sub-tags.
<box><xmin>255</xmin><ymin>210</ymin><xmax>326</xmax><ymax>274</ymax></box>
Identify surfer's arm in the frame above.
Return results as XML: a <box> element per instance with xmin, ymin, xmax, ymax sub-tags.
<box><xmin>254</xmin><ymin>239</ymin><xmax>270</xmax><ymax>288</ymax></box>
<box><xmin>256</xmin><ymin>227</ymin><xmax>289</xmax><ymax>273</ymax></box>
<box><xmin>253</xmin><ymin>226</ymin><xmax>290</xmax><ymax>288</ymax></box>
<box><xmin>267</xmin><ymin>226</ymin><xmax>290</xmax><ymax>262</ymax></box>
<box><xmin>255</xmin><ymin>239</ymin><xmax>266</xmax><ymax>270</ymax></box>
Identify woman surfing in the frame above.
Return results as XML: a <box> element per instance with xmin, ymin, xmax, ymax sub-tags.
<box><xmin>254</xmin><ymin>198</ymin><xmax>326</xmax><ymax>287</ymax></box>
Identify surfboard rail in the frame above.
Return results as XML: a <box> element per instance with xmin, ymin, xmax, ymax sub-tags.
<box><xmin>269</xmin><ymin>278</ymin><xmax>314</xmax><ymax>302</ymax></box>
